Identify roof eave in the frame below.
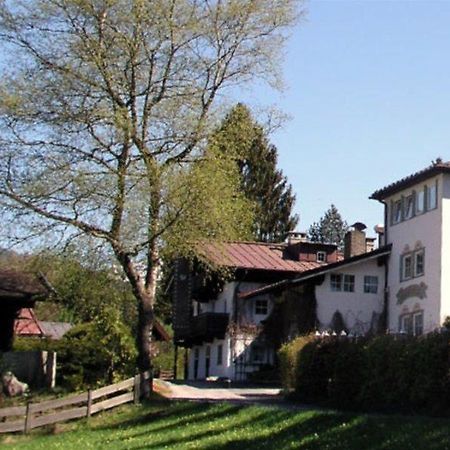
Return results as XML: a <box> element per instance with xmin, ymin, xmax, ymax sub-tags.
<box><xmin>239</xmin><ymin>245</ymin><xmax>392</xmax><ymax>299</ymax></box>
<box><xmin>370</xmin><ymin>165</ymin><xmax>450</xmax><ymax>201</ymax></box>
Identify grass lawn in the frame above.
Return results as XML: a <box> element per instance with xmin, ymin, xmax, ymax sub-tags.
<box><xmin>1</xmin><ymin>399</ymin><xmax>450</xmax><ymax>450</ymax></box>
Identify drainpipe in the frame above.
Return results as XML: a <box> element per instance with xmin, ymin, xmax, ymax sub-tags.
<box><xmin>377</xmin><ymin>199</ymin><xmax>390</xmax><ymax>333</ymax></box>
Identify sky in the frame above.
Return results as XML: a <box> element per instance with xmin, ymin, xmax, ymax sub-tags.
<box><xmin>244</xmin><ymin>0</ymin><xmax>450</xmax><ymax>237</ymax></box>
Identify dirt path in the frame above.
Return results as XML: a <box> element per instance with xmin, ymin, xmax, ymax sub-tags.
<box><xmin>156</xmin><ymin>380</ymin><xmax>280</xmax><ymax>401</ymax></box>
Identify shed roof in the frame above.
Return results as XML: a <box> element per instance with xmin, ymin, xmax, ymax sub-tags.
<box><xmin>0</xmin><ymin>269</ymin><xmax>48</xmax><ymax>299</ymax></box>
<box><xmin>39</xmin><ymin>321</ymin><xmax>73</xmax><ymax>340</ymax></box>
<box><xmin>14</xmin><ymin>308</ymin><xmax>45</xmax><ymax>337</ymax></box>
<box><xmin>196</xmin><ymin>241</ymin><xmax>324</xmax><ymax>273</ymax></box>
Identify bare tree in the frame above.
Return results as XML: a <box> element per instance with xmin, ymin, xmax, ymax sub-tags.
<box><xmin>0</xmin><ymin>0</ymin><xmax>301</xmax><ymax>380</ymax></box>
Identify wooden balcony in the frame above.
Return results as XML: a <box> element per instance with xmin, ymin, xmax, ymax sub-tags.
<box><xmin>175</xmin><ymin>312</ymin><xmax>229</xmax><ymax>347</ymax></box>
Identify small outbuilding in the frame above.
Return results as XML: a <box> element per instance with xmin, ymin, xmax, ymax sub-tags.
<box><xmin>0</xmin><ymin>269</ymin><xmax>48</xmax><ymax>351</ymax></box>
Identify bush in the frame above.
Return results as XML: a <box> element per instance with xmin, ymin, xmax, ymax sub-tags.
<box><xmin>278</xmin><ymin>332</ymin><xmax>450</xmax><ymax>415</ymax></box>
<box><xmin>152</xmin><ymin>341</ymin><xmax>184</xmax><ymax>378</ymax></box>
<box><xmin>57</xmin><ymin>308</ymin><xmax>137</xmax><ymax>390</ymax></box>
<box><xmin>295</xmin><ymin>338</ymin><xmax>340</xmax><ymax>403</ymax></box>
<box><xmin>13</xmin><ymin>337</ymin><xmax>58</xmax><ymax>353</ymax></box>
<box><xmin>278</xmin><ymin>335</ymin><xmax>314</xmax><ymax>392</ymax></box>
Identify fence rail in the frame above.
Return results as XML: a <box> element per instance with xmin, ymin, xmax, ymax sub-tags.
<box><xmin>0</xmin><ymin>371</ymin><xmax>151</xmax><ymax>434</ymax></box>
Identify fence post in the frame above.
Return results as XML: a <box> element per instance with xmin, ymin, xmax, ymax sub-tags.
<box><xmin>86</xmin><ymin>389</ymin><xmax>93</xmax><ymax>419</ymax></box>
<box><xmin>133</xmin><ymin>374</ymin><xmax>141</xmax><ymax>404</ymax></box>
<box><xmin>24</xmin><ymin>402</ymin><xmax>32</xmax><ymax>434</ymax></box>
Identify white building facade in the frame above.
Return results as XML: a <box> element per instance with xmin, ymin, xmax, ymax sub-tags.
<box><xmin>174</xmin><ymin>161</ymin><xmax>450</xmax><ymax>381</ymax></box>
<box><xmin>371</xmin><ymin>162</ymin><xmax>450</xmax><ymax>334</ymax></box>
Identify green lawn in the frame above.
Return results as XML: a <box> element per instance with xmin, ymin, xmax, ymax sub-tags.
<box><xmin>2</xmin><ymin>399</ymin><xmax>450</xmax><ymax>449</ymax></box>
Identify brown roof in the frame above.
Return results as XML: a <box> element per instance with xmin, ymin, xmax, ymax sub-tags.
<box><xmin>370</xmin><ymin>160</ymin><xmax>450</xmax><ymax>200</ymax></box>
<box><xmin>239</xmin><ymin>244</ymin><xmax>392</xmax><ymax>299</ymax></box>
<box><xmin>0</xmin><ymin>269</ymin><xmax>48</xmax><ymax>300</ymax></box>
<box><xmin>196</xmin><ymin>241</ymin><xmax>324</xmax><ymax>273</ymax></box>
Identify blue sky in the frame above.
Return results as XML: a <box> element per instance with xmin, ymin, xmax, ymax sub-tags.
<box><xmin>248</xmin><ymin>0</ymin><xmax>450</xmax><ymax>236</ymax></box>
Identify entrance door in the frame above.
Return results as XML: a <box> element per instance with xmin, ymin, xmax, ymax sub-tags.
<box><xmin>205</xmin><ymin>346</ymin><xmax>211</xmax><ymax>378</ymax></box>
<box><xmin>194</xmin><ymin>348</ymin><xmax>199</xmax><ymax>379</ymax></box>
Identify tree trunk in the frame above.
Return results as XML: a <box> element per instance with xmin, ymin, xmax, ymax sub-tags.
<box><xmin>136</xmin><ymin>291</ymin><xmax>154</xmax><ymax>373</ymax></box>
<box><xmin>114</xmin><ymin>248</ymin><xmax>158</xmax><ymax>398</ymax></box>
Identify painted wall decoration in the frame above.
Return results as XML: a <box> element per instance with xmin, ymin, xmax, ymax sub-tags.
<box><xmin>396</xmin><ymin>282</ymin><xmax>428</xmax><ymax>305</ymax></box>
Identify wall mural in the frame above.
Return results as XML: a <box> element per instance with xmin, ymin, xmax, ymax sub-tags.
<box><xmin>396</xmin><ymin>282</ymin><xmax>428</xmax><ymax>305</ymax></box>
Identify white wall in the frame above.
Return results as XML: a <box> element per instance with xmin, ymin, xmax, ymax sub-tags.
<box><xmin>440</xmin><ymin>173</ymin><xmax>450</xmax><ymax>323</ymax></box>
<box><xmin>315</xmin><ymin>259</ymin><xmax>385</xmax><ymax>334</ymax></box>
<box><xmin>385</xmin><ymin>174</ymin><xmax>442</xmax><ymax>333</ymax></box>
<box><xmin>188</xmin><ymin>338</ymin><xmax>234</xmax><ymax>379</ymax></box>
<box><xmin>187</xmin><ymin>280</ymin><xmax>274</xmax><ymax>381</ymax></box>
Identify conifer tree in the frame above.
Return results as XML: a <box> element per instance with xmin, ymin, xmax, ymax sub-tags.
<box><xmin>307</xmin><ymin>204</ymin><xmax>349</xmax><ymax>249</ymax></box>
<box><xmin>211</xmin><ymin>104</ymin><xmax>298</xmax><ymax>243</ymax></box>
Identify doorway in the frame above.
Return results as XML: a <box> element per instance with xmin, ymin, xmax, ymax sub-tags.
<box><xmin>205</xmin><ymin>346</ymin><xmax>211</xmax><ymax>378</ymax></box>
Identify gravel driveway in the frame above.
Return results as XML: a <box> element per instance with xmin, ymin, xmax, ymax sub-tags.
<box><xmin>157</xmin><ymin>380</ymin><xmax>283</xmax><ymax>404</ymax></box>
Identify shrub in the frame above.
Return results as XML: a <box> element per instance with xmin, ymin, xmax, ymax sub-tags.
<box><xmin>57</xmin><ymin>308</ymin><xmax>137</xmax><ymax>390</ymax></box>
<box><xmin>295</xmin><ymin>338</ymin><xmax>340</xmax><ymax>403</ymax></box>
<box><xmin>279</xmin><ymin>332</ymin><xmax>450</xmax><ymax>415</ymax></box>
<box><xmin>152</xmin><ymin>341</ymin><xmax>184</xmax><ymax>378</ymax></box>
<box><xmin>329</xmin><ymin>338</ymin><xmax>365</xmax><ymax>409</ymax></box>
<box><xmin>13</xmin><ymin>337</ymin><xmax>58</xmax><ymax>353</ymax></box>
<box><xmin>278</xmin><ymin>335</ymin><xmax>314</xmax><ymax>392</ymax></box>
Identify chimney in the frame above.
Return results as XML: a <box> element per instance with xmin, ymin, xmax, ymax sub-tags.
<box><xmin>374</xmin><ymin>224</ymin><xmax>385</xmax><ymax>247</ymax></box>
<box><xmin>286</xmin><ymin>231</ymin><xmax>307</xmax><ymax>246</ymax></box>
<box><xmin>344</xmin><ymin>222</ymin><xmax>367</xmax><ymax>259</ymax></box>
<box><xmin>365</xmin><ymin>237</ymin><xmax>376</xmax><ymax>253</ymax></box>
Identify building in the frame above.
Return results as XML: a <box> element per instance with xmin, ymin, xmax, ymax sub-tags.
<box><xmin>370</xmin><ymin>159</ymin><xmax>450</xmax><ymax>335</ymax></box>
<box><xmin>172</xmin><ymin>237</ymin><xmax>371</xmax><ymax>381</ymax></box>
<box><xmin>0</xmin><ymin>269</ymin><xmax>48</xmax><ymax>351</ymax></box>
<box><xmin>244</xmin><ymin>160</ymin><xmax>450</xmax><ymax>339</ymax></box>
<box><xmin>172</xmin><ymin>160</ymin><xmax>450</xmax><ymax>381</ymax></box>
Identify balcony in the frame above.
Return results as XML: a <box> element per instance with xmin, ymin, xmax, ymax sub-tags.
<box><xmin>175</xmin><ymin>312</ymin><xmax>229</xmax><ymax>347</ymax></box>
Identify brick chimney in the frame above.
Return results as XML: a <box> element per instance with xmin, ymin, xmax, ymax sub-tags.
<box><xmin>344</xmin><ymin>222</ymin><xmax>367</xmax><ymax>259</ymax></box>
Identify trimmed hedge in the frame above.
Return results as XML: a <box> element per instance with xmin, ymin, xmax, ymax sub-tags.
<box><xmin>278</xmin><ymin>332</ymin><xmax>450</xmax><ymax>415</ymax></box>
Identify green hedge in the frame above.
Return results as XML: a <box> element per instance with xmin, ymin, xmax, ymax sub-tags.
<box><xmin>278</xmin><ymin>332</ymin><xmax>450</xmax><ymax>415</ymax></box>
<box><xmin>279</xmin><ymin>335</ymin><xmax>315</xmax><ymax>392</ymax></box>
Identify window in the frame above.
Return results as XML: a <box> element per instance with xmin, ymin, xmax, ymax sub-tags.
<box><xmin>414</xmin><ymin>249</ymin><xmax>425</xmax><ymax>277</ymax></box>
<box><xmin>400</xmin><ymin>314</ymin><xmax>413</xmax><ymax>335</ymax></box>
<box><xmin>343</xmin><ymin>275</ymin><xmax>355</xmax><ymax>292</ymax></box>
<box><xmin>330</xmin><ymin>274</ymin><xmax>342</xmax><ymax>291</ymax></box>
<box><xmin>404</xmin><ymin>194</ymin><xmax>415</xmax><ymax>220</ymax></box>
<box><xmin>413</xmin><ymin>311</ymin><xmax>424</xmax><ymax>336</ymax></box>
<box><xmin>364</xmin><ymin>276</ymin><xmax>378</xmax><ymax>294</ymax></box>
<box><xmin>416</xmin><ymin>189</ymin><xmax>425</xmax><ymax>215</ymax></box>
<box><xmin>400</xmin><ymin>248</ymin><xmax>425</xmax><ymax>281</ymax></box>
<box><xmin>255</xmin><ymin>299</ymin><xmax>268</xmax><ymax>315</ymax></box>
<box><xmin>401</xmin><ymin>254</ymin><xmax>413</xmax><ymax>281</ymax></box>
<box><xmin>427</xmin><ymin>182</ymin><xmax>437</xmax><ymax>210</ymax></box>
<box><xmin>400</xmin><ymin>311</ymin><xmax>423</xmax><ymax>336</ymax></box>
<box><xmin>390</xmin><ymin>181</ymin><xmax>438</xmax><ymax>226</ymax></box>
<box><xmin>217</xmin><ymin>344</ymin><xmax>223</xmax><ymax>365</ymax></box>
<box><xmin>392</xmin><ymin>199</ymin><xmax>403</xmax><ymax>224</ymax></box>
<box><xmin>317</xmin><ymin>251</ymin><xmax>326</xmax><ymax>263</ymax></box>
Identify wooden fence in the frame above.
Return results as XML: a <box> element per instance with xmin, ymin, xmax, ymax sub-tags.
<box><xmin>0</xmin><ymin>371</ymin><xmax>151</xmax><ymax>434</ymax></box>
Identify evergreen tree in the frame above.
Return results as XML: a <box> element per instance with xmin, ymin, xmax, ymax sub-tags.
<box><xmin>308</xmin><ymin>205</ymin><xmax>349</xmax><ymax>249</ymax></box>
<box><xmin>211</xmin><ymin>104</ymin><xmax>298</xmax><ymax>242</ymax></box>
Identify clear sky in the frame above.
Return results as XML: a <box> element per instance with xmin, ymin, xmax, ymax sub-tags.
<box><xmin>247</xmin><ymin>0</ymin><xmax>450</xmax><ymax>237</ymax></box>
